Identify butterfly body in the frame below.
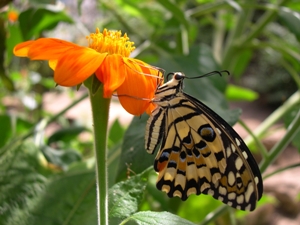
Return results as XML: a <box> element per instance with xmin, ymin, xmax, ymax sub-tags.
<box><xmin>145</xmin><ymin>72</ymin><xmax>263</xmax><ymax>211</ymax></box>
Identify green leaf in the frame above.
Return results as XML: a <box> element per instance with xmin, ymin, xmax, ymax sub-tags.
<box><xmin>278</xmin><ymin>7</ymin><xmax>300</xmax><ymax>42</ymax></box>
<box><xmin>231</xmin><ymin>49</ymin><xmax>253</xmax><ymax>78</ymax></box>
<box><xmin>157</xmin><ymin>0</ymin><xmax>189</xmax><ymax>29</ymax></box>
<box><xmin>28</xmin><ymin>0</ymin><xmax>55</xmax><ymax>4</ymax></box>
<box><xmin>225</xmin><ymin>84</ymin><xmax>259</xmax><ymax>101</ymax></box>
<box><xmin>142</xmin><ymin>170</ymin><xmax>175</xmax><ymax>211</ymax></box>
<box><xmin>0</xmin><ymin>142</ymin><xmax>48</xmax><ymax>224</ymax></box>
<box><xmin>183</xmin><ymin>78</ymin><xmax>241</xmax><ymax>125</ymax></box>
<box><xmin>177</xmin><ymin>194</ymin><xmax>222</xmax><ymax>223</ymax></box>
<box><xmin>15</xmin><ymin>117</ymin><xmax>34</xmax><ymax>134</ymax></box>
<box><xmin>0</xmin><ymin>17</ymin><xmax>15</xmax><ymax>91</ymax></box>
<box><xmin>0</xmin><ymin>115</ymin><xmax>13</xmax><ymax>148</ymax></box>
<box><xmin>108</xmin><ymin>119</ymin><xmax>125</xmax><ymax>148</ymax></box>
<box><xmin>158</xmin><ymin>44</ymin><xmax>241</xmax><ymax>125</ymax></box>
<box><xmin>23</xmin><ymin>164</ymin><xmax>97</xmax><ymax>225</ymax></box>
<box><xmin>41</xmin><ymin>146</ymin><xmax>81</xmax><ymax>169</ymax></box>
<box><xmin>107</xmin><ymin>119</ymin><xmax>125</xmax><ymax>186</ymax></box>
<box><xmin>116</xmin><ymin>114</ymin><xmax>154</xmax><ymax>182</ymax></box>
<box><xmin>159</xmin><ymin>44</ymin><xmax>221</xmax><ymax>77</ymax></box>
<box><xmin>109</xmin><ymin>168</ymin><xmax>151</xmax><ymax>221</ymax></box>
<box><xmin>47</xmin><ymin>126</ymin><xmax>88</xmax><ymax>145</ymax></box>
<box><xmin>122</xmin><ymin>211</ymin><xmax>196</xmax><ymax>225</ymax></box>
<box><xmin>19</xmin><ymin>7</ymin><xmax>73</xmax><ymax>40</ymax></box>
<box><xmin>0</xmin><ymin>115</ymin><xmax>33</xmax><ymax>149</ymax></box>
<box><xmin>158</xmin><ymin>44</ymin><xmax>227</xmax><ymax>92</ymax></box>
<box><xmin>6</xmin><ymin>22</ymin><xmax>23</xmax><ymax>65</ymax></box>
<box><xmin>108</xmin><ymin>141</ymin><xmax>122</xmax><ymax>187</ymax></box>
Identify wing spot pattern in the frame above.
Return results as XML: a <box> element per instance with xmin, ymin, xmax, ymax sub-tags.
<box><xmin>228</xmin><ymin>192</ymin><xmax>236</xmax><ymax>200</ymax></box>
<box><xmin>235</xmin><ymin>157</ymin><xmax>243</xmax><ymax>171</ymax></box>
<box><xmin>226</xmin><ymin>147</ymin><xmax>232</xmax><ymax>157</ymax></box>
<box><xmin>242</xmin><ymin>151</ymin><xmax>248</xmax><ymax>159</ymax></box>
<box><xmin>227</xmin><ymin>171</ymin><xmax>236</xmax><ymax>186</ymax></box>
<box><xmin>231</xmin><ymin>143</ymin><xmax>236</xmax><ymax>152</ymax></box>
<box><xmin>245</xmin><ymin>182</ymin><xmax>254</xmax><ymax>203</ymax></box>
<box><xmin>254</xmin><ymin>176</ymin><xmax>259</xmax><ymax>185</ymax></box>
<box><xmin>199</xmin><ymin>124</ymin><xmax>216</xmax><ymax>142</ymax></box>
<box><xmin>146</xmin><ymin>72</ymin><xmax>263</xmax><ymax>211</ymax></box>
<box><xmin>219</xmin><ymin>186</ymin><xmax>227</xmax><ymax>195</ymax></box>
<box><xmin>235</xmin><ymin>138</ymin><xmax>241</xmax><ymax>146</ymax></box>
<box><xmin>237</xmin><ymin>194</ymin><xmax>244</xmax><ymax>204</ymax></box>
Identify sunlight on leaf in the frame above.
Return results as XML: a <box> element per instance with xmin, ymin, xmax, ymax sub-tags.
<box><xmin>122</xmin><ymin>211</ymin><xmax>196</xmax><ymax>225</ymax></box>
<box><xmin>109</xmin><ymin>167</ymin><xmax>151</xmax><ymax>220</ymax></box>
<box><xmin>225</xmin><ymin>84</ymin><xmax>259</xmax><ymax>101</ymax></box>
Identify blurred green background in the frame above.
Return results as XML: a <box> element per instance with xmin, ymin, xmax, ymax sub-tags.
<box><xmin>1</xmin><ymin>0</ymin><xmax>300</xmax><ymax>225</ymax></box>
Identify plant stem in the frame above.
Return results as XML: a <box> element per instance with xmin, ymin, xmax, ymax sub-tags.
<box><xmin>260</xmin><ymin>109</ymin><xmax>300</xmax><ymax>173</ymax></box>
<box><xmin>244</xmin><ymin>91</ymin><xmax>300</xmax><ymax>146</ymax></box>
<box><xmin>222</xmin><ymin>0</ymin><xmax>254</xmax><ymax>70</ymax></box>
<box><xmin>86</xmin><ymin>77</ymin><xmax>111</xmax><ymax>225</ymax></box>
<box><xmin>222</xmin><ymin>0</ymin><xmax>290</xmax><ymax>70</ymax></box>
<box><xmin>199</xmin><ymin>205</ymin><xmax>228</xmax><ymax>225</ymax></box>
<box><xmin>263</xmin><ymin>162</ymin><xmax>300</xmax><ymax>179</ymax></box>
<box><xmin>238</xmin><ymin>119</ymin><xmax>268</xmax><ymax>158</ymax></box>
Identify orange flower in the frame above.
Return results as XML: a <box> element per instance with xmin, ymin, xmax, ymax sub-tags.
<box><xmin>8</xmin><ymin>10</ymin><xmax>18</xmax><ymax>23</ymax></box>
<box><xmin>13</xmin><ymin>28</ymin><xmax>163</xmax><ymax>115</ymax></box>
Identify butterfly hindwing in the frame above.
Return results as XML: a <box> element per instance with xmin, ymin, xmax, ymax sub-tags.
<box><xmin>154</xmin><ymin>99</ymin><xmax>228</xmax><ymax>200</ymax></box>
<box><xmin>185</xmin><ymin>93</ymin><xmax>263</xmax><ymax>210</ymax></box>
<box><xmin>145</xmin><ymin>72</ymin><xmax>263</xmax><ymax>211</ymax></box>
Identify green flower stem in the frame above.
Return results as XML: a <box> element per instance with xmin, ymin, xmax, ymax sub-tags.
<box><xmin>85</xmin><ymin>77</ymin><xmax>111</xmax><ymax>225</ymax></box>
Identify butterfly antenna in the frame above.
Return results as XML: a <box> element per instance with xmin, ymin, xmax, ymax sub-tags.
<box><xmin>166</xmin><ymin>72</ymin><xmax>175</xmax><ymax>81</ymax></box>
<box><xmin>186</xmin><ymin>70</ymin><xmax>230</xmax><ymax>79</ymax></box>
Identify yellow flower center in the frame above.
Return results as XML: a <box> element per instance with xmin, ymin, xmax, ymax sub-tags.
<box><xmin>87</xmin><ymin>28</ymin><xmax>135</xmax><ymax>57</ymax></box>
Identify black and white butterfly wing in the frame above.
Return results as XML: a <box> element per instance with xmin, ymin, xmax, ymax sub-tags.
<box><xmin>145</xmin><ymin>72</ymin><xmax>263</xmax><ymax>211</ymax></box>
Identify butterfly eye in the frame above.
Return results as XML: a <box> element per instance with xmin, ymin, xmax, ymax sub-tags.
<box><xmin>174</xmin><ymin>72</ymin><xmax>185</xmax><ymax>80</ymax></box>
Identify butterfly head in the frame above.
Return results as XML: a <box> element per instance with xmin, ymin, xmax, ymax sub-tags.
<box><xmin>153</xmin><ymin>72</ymin><xmax>186</xmax><ymax>102</ymax></box>
<box><xmin>166</xmin><ymin>72</ymin><xmax>186</xmax><ymax>87</ymax></box>
<box><xmin>167</xmin><ymin>71</ymin><xmax>185</xmax><ymax>80</ymax></box>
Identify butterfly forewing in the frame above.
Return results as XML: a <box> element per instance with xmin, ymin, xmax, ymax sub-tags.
<box><xmin>145</xmin><ymin>72</ymin><xmax>263</xmax><ymax>211</ymax></box>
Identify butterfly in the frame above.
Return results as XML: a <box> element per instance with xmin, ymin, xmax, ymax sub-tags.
<box><xmin>145</xmin><ymin>71</ymin><xmax>263</xmax><ymax>211</ymax></box>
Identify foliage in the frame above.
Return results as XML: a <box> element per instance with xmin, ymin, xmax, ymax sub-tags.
<box><xmin>1</xmin><ymin>0</ymin><xmax>300</xmax><ymax>225</ymax></box>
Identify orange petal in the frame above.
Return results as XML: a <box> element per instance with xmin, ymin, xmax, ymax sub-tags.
<box><xmin>13</xmin><ymin>40</ymin><xmax>34</xmax><ymax>57</ymax></box>
<box><xmin>14</xmin><ymin>38</ymin><xmax>80</xmax><ymax>60</ymax></box>
<box><xmin>95</xmin><ymin>54</ymin><xmax>126</xmax><ymax>98</ymax></box>
<box><xmin>117</xmin><ymin>58</ymin><xmax>163</xmax><ymax>115</ymax></box>
<box><xmin>145</xmin><ymin>102</ymin><xmax>157</xmax><ymax>115</ymax></box>
<box><xmin>54</xmin><ymin>48</ymin><xmax>107</xmax><ymax>86</ymax></box>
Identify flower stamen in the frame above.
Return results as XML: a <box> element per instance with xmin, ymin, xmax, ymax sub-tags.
<box><xmin>87</xmin><ymin>28</ymin><xmax>135</xmax><ymax>57</ymax></box>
